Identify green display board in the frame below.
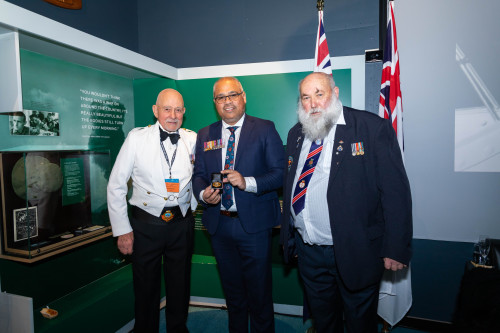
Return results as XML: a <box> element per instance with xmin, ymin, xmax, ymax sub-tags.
<box><xmin>1</xmin><ymin>50</ymin><xmax>135</xmax><ymax>162</ymax></box>
<box><xmin>176</xmin><ymin>70</ymin><xmax>351</xmax><ymax>141</ymax></box>
<box><xmin>61</xmin><ymin>157</ymin><xmax>86</xmax><ymax>206</ymax></box>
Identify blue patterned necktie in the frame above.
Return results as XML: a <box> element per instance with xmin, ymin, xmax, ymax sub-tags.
<box><xmin>292</xmin><ymin>139</ymin><xmax>323</xmax><ymax>215</ymax></box>
<box><xmin>222</xmin><ymin>126</ymin><xmax>238</xmax><ymax>210</ymax></box>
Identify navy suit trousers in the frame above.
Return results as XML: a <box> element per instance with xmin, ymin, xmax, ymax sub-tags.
<box><xmin>296</xmin><ymin>232</ymin><xmax>380</xmax><ymax>333</ymax></box>
<box><xmin>211</xmin><ymin>215</ymin><xmax>275</xmax><ymax>333</ymax></box>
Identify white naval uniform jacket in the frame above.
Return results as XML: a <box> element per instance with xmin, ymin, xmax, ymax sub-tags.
<box><xmin>107</xmin><ymin>122</ymin><xmax>197</xmax><ymax>237</ymax></box>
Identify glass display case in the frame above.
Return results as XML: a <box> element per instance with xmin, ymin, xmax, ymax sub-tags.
<box><xmin>0</xmin><ymin>150</ymin><xmax>112</xmax><ymax>262</ymax></box>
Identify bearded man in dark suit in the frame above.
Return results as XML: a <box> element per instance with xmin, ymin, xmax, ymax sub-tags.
<box><xmin>280</xmin><ymin>72</ymin><xmax>412</xmax><ymax>333</ymax></box>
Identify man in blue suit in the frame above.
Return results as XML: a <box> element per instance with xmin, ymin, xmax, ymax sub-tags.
<box><xmin>280</xmin><ymin>72</ymin><xmax>412</xmax><ymax>333</ymax></box>
<box><xmin>193</xmin><ymin>77</ymin><xmax>285</xmax><ymax>333</ymax></box>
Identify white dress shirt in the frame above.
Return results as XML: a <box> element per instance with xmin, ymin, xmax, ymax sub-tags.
<box><xmin>160</xmin><ymin>125</ymin><xmax>193</xmax><ymax>208</ymax></box>
<box><xmin>292</xmin><ymin>110</ymin><xmax>346</xmax><ymax>245</ymax></box>
<box><xmin>199</xmin><ymin>113</ymin><xmax>257</xmax><ymax>210</ymax></box>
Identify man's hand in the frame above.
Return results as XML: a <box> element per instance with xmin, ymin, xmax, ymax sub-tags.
<box><xmin>117</xmin><ymin>232</ymin><xmax>134</xmax><ymax>255</ymax></box>
<box><xmin>221</xmin><ymin>169</ymin><xmax>246</xmax><ymax>190</ymax></box>
<box><xmin>202</xmin><ymin>185</ymin><xmax>221</xmax><ymax>204</ymax></box>
<box><xmin>383</xmin><ymin>257</ymin><xmax>407</xmax><ymax>271</ymax></box>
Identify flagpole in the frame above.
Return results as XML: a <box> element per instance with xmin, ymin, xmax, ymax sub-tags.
<box><xmin>316</xmin><ymin>0</ymin><xmax>324</xmax><ymax>11</ymax></box>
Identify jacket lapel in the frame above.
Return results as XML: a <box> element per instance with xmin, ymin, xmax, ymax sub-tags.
<box><xmin>287</xmin><ymin>126</ymin><xmax>305</xmax><ymax>190</ymax></box>
<box><xmin>151</xmin><ymin>124</ymin><xmax>168</xmax><ymax>195</ymax></box>
<box><xmin>329</xmin><ymin>109</ymin><xmax>352</xmax><ymax>186</ymax></box>
<box><xmin>234</xmin><ymin>115</ymin><xmax>254</xmax><ymax>169</ymax></box>
<box><xmin>209</xmin><ymin>121</ymin><xmax>223</xmax><ymax>171</ymax></box>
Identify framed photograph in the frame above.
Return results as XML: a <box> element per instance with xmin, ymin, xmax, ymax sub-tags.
<box><xmin>9</xmin><ymin>110</ymin><xmax>60</xmax><ymax>137</ymax></box>
<box><xmin>13</xmin><ymin>207</ymin><xmax>38</xmax><ymax>242</ymax></box>
<box><xmin>9</xmin><ymin>111</ymin><xmax>30</xmax><ymax>136</ymax></box>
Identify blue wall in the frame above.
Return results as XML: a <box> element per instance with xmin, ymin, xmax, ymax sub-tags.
<box><xmin>5</xmin><ymin>0</ymin><xmax>139</xmax><ymax>53</ymax></box>
<box><xmin>137</xmin><ymin>0</ymin><xmax>378</xmax><ymax>68</ymax></box>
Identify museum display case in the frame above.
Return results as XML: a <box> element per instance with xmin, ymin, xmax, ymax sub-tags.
<box><xmin>0</xmin><ymin>150</ymin><xmax>112</xmax><ymax>263</ymax></box>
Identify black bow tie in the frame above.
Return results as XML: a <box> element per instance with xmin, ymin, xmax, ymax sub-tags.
<box><xmin>160</xmin><ymin>130</ymin><xmax>180</xmax><ymax>144</ymax></box>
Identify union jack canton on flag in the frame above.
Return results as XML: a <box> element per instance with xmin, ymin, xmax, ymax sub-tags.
<box><xmin>379</xmin><ymin>1</ymin><xmax>404</xmax><ymax>158</ymax></box>
<box><xmin>314</xmin><ymin>11</ymin><xmax>332</xmax><ymax>75</ymax></box>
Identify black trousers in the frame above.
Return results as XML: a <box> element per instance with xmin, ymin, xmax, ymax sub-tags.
<box><xmin>296</xmin><ymin>232</ymin><xmax>380</xmax><ymax>333</ymax></box>
<box><xmin>130</xmin><ymin>206</ymin><xmax>194</xmax><ymax>333</ymax></box>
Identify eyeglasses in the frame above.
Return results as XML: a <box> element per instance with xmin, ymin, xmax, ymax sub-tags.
<box><xmin>214</xmin><ymin>92</ymin><xmax>244</xmax><ymax>104</ymax></box>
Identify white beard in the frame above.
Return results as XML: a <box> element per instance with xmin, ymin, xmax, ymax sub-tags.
<box><xmin>297</xmin><ymin>96</ymin><xmax>343</xmax><ymax>141</ymax></box>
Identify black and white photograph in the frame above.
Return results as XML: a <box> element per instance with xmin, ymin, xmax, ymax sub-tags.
<box><xmin>28</xmin><ymin>110</ymin><xmax>60</xmax><ymax>136</ymax></box>
<box><xmin>9</xmin><ymin>111</ymin><xmax>30</xmax><ymax>135</ymax></box>
<box><xmin>9</xmin><ymin>110</ymin><xmax>60</xmax><ymax>136</ymax></box>
<box><xmin>13</xmin><ymin>206</ymin><xmax>38</xmax><ymax>242</ymax></box>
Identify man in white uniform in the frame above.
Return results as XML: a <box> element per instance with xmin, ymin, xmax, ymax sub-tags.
<box><xmin>107</xmin><ymin>88</ymin><xmax>197</xmax><ymax>333</ymax></box>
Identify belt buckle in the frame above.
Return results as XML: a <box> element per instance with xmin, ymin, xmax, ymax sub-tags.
<box><xmin>161</xmin><ymin>209</ymin><xmax>174</xmax><ymax>222</ymax></box>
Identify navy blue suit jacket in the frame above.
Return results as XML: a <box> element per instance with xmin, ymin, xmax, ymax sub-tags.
<box><xmin>193</xmin><ymin>115</ymin><xmax>285</xmax><ymax>235</ymax></box>
<box><xmin>280</xmin><ymin>107</ymin><xmax>412</xmax><ymax>291</ymax></box>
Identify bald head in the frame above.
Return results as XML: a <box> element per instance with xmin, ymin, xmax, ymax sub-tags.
<box><xmin>153</xmin><ymin>88</ymin><xmax>185</xmax><ymax>132</ymax></box>
<box><xmin>213</xmin><ymin>77</ymin><xmax>244</xmax><ymax>95</ymax></box>
<box><xmin>299</xmin><ymin>73</ymin><xmax>336</xmax><ymax>96</ymax></box>
<box><xmin>156</xmin><ymin>88</ymin><xmax>184</xmax><ymax>105</ymax></box>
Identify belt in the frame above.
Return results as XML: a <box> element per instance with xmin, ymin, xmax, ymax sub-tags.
<box><xmin>131</xmin><ymin>205</ymin><xmax>191</xmax><ymax>225</ymax></box>
<box><xmin>220</xmin><ymin>210</ymin><xmax>239</xmax><ymax>218</ymax></box>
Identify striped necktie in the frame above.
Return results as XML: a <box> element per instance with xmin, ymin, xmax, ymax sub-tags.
<box><xmin>292</xmin><ymin>139</ymin><xmax>323</xmax><ymax>215</ymax></box>
<box><xmin>222</xmin><ymin>126</ymin><xmax>238</xmax><ymax>210</ymax></box>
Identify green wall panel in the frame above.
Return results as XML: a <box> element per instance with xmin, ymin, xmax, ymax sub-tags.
<box><xmin>6</xmin><ymin>50</ymin><xmax>135</xmax><ymax>162</ymax></box>
<box><xmin>133</xmin><ymin>78</ymin><xmax>177</xmax><ymax>127</ymax></box>
<box><xmin>175</xmin><ymin>78</ymin><xmax>220</xmax><ymax>132</ymax></box>
<box><xmin>0</xmin><ymin>238</ymin><xmax>128</xmax><ymax>309</ymax></box>
<box><xmin>176</xmin><ymin>70</ymin><xmax>351</xmax><ymax>142</ymax></box>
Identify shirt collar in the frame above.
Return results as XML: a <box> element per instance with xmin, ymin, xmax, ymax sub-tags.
<box><xmin>222</xmin><ymin>113</ymin><xmax>245</xmax><ymax>130</ymax></box>
<box><xmin>336</xmin><ymin>108</ymin><xmax>346</xmax><ymax>126</ymax></box>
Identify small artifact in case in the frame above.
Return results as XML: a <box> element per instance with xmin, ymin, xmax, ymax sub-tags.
<box><xmin>211</xmin><ymin>173</ymin><xmax>223</xmax><ymax>190</ymax></box>
<box><xmin>40</xmin><ymin>307</ymin><xmax>58</xmax><ymax>319</ymax></box>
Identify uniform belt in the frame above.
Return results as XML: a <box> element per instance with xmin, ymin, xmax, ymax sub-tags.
<box><xmin>131</xmin><ymin>205</ymin><xmax>190</xmax><ymax>225</ymax></box>
<box><xmin>220</xmin><ymin>210</ymin><xmax>239</xmax><ymax>218</ymax></box>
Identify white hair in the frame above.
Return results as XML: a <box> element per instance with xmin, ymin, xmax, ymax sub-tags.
<box><xmin>297</xmin><ymin>92</ymin><xmax>343</xmax><ymax>141</ymax></box>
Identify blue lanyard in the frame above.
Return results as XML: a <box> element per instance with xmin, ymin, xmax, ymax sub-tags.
<box><xmin>160</xmin><ymin>141</ymin><xmax>177</xmax><ymax>179</ymax></box>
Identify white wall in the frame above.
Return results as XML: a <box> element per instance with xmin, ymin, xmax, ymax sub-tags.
<box><xmin>398</xmin><ymin>0</ymin><xmax>500</xmax><ymax>241</ymax></box>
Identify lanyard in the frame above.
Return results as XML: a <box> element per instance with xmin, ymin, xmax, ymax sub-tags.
<box><xmin>160</xmin><ymin>141</ymin><xmax>178</xmax><ymax>179</ymax></box>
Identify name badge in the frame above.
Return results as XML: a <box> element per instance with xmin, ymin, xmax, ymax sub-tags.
<box><xmin>165</xmin><ymin>178</ymin><xmax>180</xmax><ymax>193</ymax></box>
